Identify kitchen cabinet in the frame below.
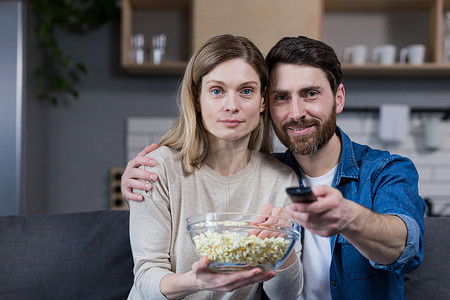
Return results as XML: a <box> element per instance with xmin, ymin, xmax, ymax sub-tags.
<box><xmin>121</xmin><ymin>0</ymin><xmax>450</xmax><ymax>77</ymax></box>
<box><xmin>121</xmin><ymin>0</ymin><xmax>190</xmax><ymax>75</ymax></box>
<box><xmin>323</xmin><ymin>0</ymin><xmax>450</xmax><ymax>76</ymax></box>
<box><xmin>191</xmin><ymin>0</ymin><xmax>321</xmax><ymax>56</ymax></box>
<box><xmin>120</xmin><ymin>0</ymin><xmax>322</xmax><ymax>75</ymax></box>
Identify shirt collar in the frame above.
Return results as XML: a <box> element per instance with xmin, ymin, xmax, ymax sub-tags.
<box><xmin>335</xmin><ymin>126</ymin><xmax>360</xmax><ymax>182</ymax></box>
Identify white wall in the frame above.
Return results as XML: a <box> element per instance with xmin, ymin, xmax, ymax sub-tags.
<box><xmin>338</xmin><ymin>112</ymin><xmax>450</xmax><ymax>216</ymax></box>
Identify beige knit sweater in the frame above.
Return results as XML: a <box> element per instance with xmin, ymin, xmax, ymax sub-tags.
<box><xmin>128</xmin><ymin>146</ymin><xmax>302</xmax><ymax>300</ymax></box>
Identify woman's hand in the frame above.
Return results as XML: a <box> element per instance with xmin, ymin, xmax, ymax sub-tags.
<box><xmin>160</xmin><ymin>258</ymin><xmax>276</xmax><ymax>299</ymax></box>
<box><xmin>121</xmin><ymin>144</ymin><xmax>159</xmax><ymax>202</ymax></box>
<box><xmin>192</xmin><ymin>258</ymin><xmax>276</xmax><ymax>292</ymax></box>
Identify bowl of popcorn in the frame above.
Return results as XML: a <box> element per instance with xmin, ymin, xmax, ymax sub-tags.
<box><xmin>186</xmin><ymin>212</ymin><xmax>300</xmax><ymax>273</ymax></box>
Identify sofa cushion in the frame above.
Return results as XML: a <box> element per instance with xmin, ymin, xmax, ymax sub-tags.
<box><xmin>0</xmin><ymin>210</ymin><xmax>133</xmax><ymax>300</ymax></box>
<box><xmin>404</xmin><ymin>216</ymin><xmax>450</xmax><ymax>300</ymax></box>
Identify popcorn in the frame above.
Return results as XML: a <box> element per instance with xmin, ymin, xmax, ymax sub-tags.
<box><xmin>192</xmin><ymin>230</ymin><xmax>290</xmax><ymax>265</ymax></box>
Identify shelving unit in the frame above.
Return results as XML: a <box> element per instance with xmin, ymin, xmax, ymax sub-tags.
<box><xmin>121</xmin><ymin>0</ymin><xmax>190</xmax><ymax>75</ymax></box>
<box><xmin>323</xmin><ymin>0</ymin><xmax>450</xmax><ymax>76</ymax></box>
<box><xmin>121</xmin><ymin>0</ymin><xmax>321</xmax><ymax>75</ymax></box>
<box><xmin>121</xmin><ymin>0</ymin><xmax>450</xmax><ymax>77</ymax></box>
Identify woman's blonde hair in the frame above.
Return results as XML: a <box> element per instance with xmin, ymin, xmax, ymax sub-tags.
<box><xmin>159</xmin><ymin>34</ymin><xmax>273</xmax><ymax>173</ymax></box>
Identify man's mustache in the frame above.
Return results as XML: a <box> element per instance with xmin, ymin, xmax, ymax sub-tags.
<box><xmin>281</xmin><ymin>120</ymin><xmax>319</xmax><ymax>131</ymax></box>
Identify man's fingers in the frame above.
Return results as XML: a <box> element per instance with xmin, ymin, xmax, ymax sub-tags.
<box><xmin>311</xmin><ymin>184</ymin><xmax>334</xmax><ymax>198</ymax></box>
<box><xmin>121</xmin><ymin>177</ymin><xmax>150</xmax><ymax>201</ymax></box>
<box><xmin>127</xmin><ymin>155</ymin><xmax>156</xmax><ymax>170</ymax></box>
<box><xmin>122</xmin><ymin>188</ymin><xmax>144</xmax><ymax>202</ymax></box>
<box><xmin>121</xmin><ymin>172</ymin><xmax>154</xmax><ymax>201</ymax></box>
<box><xmin>129</xmin><ymin>167</ymin><xmax>157</xmax><ymax>183</ymax></box>
<box><xmin>126</xmin><ymin>144</ymin><xmax>158</xmax><ymax>170</ymax></box>
<box><xmin>136</xmin><ymin>155</ymin><xmax>157</xmax><ymax>168</ymax></box>
<box><xmin>120</xmin><ymin>144</ymin><xmax>159</xmax><ymax>202</ymax></box>
<box><xmin>253</xmin><ymin>204</ymin><xmax>274</xmax><ymax>223</ymax></box>
<box><xmin>131</xmin><ymin>177</ymin><xmax>153</xmax><ymax>191</ymax></box>
<box><xmin>258</xmin><ymin>204</ymin><xmax>274</xmax><ymax>216</ymax></box>
<box><xmin>137</xmin><ymin>144</ymin><xmax>158</xmax><ymax>157</ymax></box>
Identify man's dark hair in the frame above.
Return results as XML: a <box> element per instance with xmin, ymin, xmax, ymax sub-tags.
<box><xmin>266</xmin><ymin>36</ymin><xmax>343</xmax><ymax>95</ymax></box>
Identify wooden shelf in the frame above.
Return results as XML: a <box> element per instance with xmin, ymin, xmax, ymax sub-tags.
<box><xmin>324</xmin><ymin>0</ymin><xmax>436</xmax><ymax>11</ymax></box>
<box><xmin>342</xmin><ymin>63</ymin><xmax>450</xmax><ymax>77</ymax></box>
<box><xmin>122</xmin><ymin>61</ymin><xmax>187</xmax><ymax>76</ymax></box>
<box><xmin>128</xmin><ymin>0</ymin><xmax>189</xmax><ymax>10</ymax></box>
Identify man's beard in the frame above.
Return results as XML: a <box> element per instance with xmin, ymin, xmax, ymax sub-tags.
<box><xmin>274</xmin><ymin>105</ymin><xmax>337</xmax><ymax>156</ymax></box>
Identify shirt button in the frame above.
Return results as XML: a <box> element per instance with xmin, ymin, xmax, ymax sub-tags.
<box><xmin>332</xmin><ymin>281</ymin><xmax>338</xmax><ymax>287</ymax></box>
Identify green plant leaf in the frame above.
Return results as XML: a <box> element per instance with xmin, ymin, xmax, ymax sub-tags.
<box><xmin>75</xmin><ymin>63</ymin><xmax>87</xmax><ymax>74</ymax></box>
<box><xmin>31</xmin><ymin>0</ymin><xmax>120</xmax><ymax>105</ymax></box>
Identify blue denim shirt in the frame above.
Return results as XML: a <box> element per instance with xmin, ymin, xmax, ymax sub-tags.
<box><xmin>273</xmin><ymin>127</ymin><xmax>425</xmax><ymax>300</ymax></box>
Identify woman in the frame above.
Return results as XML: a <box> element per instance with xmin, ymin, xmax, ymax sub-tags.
<box><xmin>128</xmin><ymin>34</ymin><xmax>301</xmax><ymax>300</ymax></box>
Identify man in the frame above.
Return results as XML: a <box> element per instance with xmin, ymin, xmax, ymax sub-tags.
<box><xmin>121</xmin><ymin>36</ymin><xmax>425</xmax><ymax>299</ymax></box>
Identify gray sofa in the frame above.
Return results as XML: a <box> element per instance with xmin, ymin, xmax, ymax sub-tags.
<box><xmin>404</xmin><ymin>216</ymin><xmax>450</xmax><ymax>300</ymax></box>
<box><xmin>0</xmin><ymin>210</ymin><xmax>133</xmax><ymax>299</ymax></box>
<box><xmin>0</xmin><ymin>210</ymin><xmax>448</xmax><ymax>299</ymax></box>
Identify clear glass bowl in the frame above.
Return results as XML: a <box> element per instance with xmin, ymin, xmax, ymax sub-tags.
<box><xmin>186</xmin><ymin>212</ymin><xmax>300</xmax><ymax>273</ymax></box>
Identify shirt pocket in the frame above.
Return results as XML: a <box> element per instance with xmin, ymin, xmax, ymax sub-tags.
<box><xmin>337</xmin><ymin>235</ymin><xmax>378</xmax><ymax>280</ymax></box>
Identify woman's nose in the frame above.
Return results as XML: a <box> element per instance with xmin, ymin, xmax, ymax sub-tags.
<box><xmin>224</xmin><ymin>94</ymin><xmax>239</xmax><ymax>112</ymax></box>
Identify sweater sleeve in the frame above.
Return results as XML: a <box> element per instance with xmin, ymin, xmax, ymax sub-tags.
<box><xmin>263</xmin><ymin>240</ymin><xmax>303</xmax><ymax>300</ymax></box>
<box><xmin>128</xmin><ymin>162</ymin><xmax>173</xmax><ymax>300</ymax></box>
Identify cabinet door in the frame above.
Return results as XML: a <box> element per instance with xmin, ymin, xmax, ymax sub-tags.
<box><xmin>192</xmin><ymin>0</ymin><xmax>322</xmax><ymax>55</ymax></box>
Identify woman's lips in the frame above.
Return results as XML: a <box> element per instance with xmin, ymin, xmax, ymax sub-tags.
<box><xmin>220</xmin><ymin>119</ymin><xmax>243</xmax><ymax>128</ymax></box>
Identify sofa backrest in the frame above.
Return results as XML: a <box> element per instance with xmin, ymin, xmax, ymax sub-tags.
<box><xmin>2</xmin><ymin>211</ymin><xmax>446</xmax><ymax>299</ymax></box>
<box><xmin>404</xmin><ymin>216</ymin><xmax>450</xmax><ymax>300</ymax></box>
<box><xmin>0</xmin><ymin>210</ymin><xmax>133</xmax><ymax>300</ymax></box>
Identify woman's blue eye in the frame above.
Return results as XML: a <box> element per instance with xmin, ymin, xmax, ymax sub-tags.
<box><xmin>242</xmin><ymin>89</ymin><xmax>252</xmax><ymax>95</ymax></box>
<box><xmin>212</xmin><ymin>89</ymin><xmax>222</xmax><ymax>95</ymax></box>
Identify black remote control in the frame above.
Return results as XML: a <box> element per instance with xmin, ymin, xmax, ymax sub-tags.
<box><xmin>286</xmin><ymin>187</ymin><xmax>317</xmax><ymax>203</ymax></box>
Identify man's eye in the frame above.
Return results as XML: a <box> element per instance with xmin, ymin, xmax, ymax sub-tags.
<box><xmin>275</xmin><ymin>94</ymin><xmax>287</xmax><ymax>101</ymax></box>
<box><xmin>306</xmin><ymin>91</ymin><xmax>318</xmax><ymax>98</ymax></box>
